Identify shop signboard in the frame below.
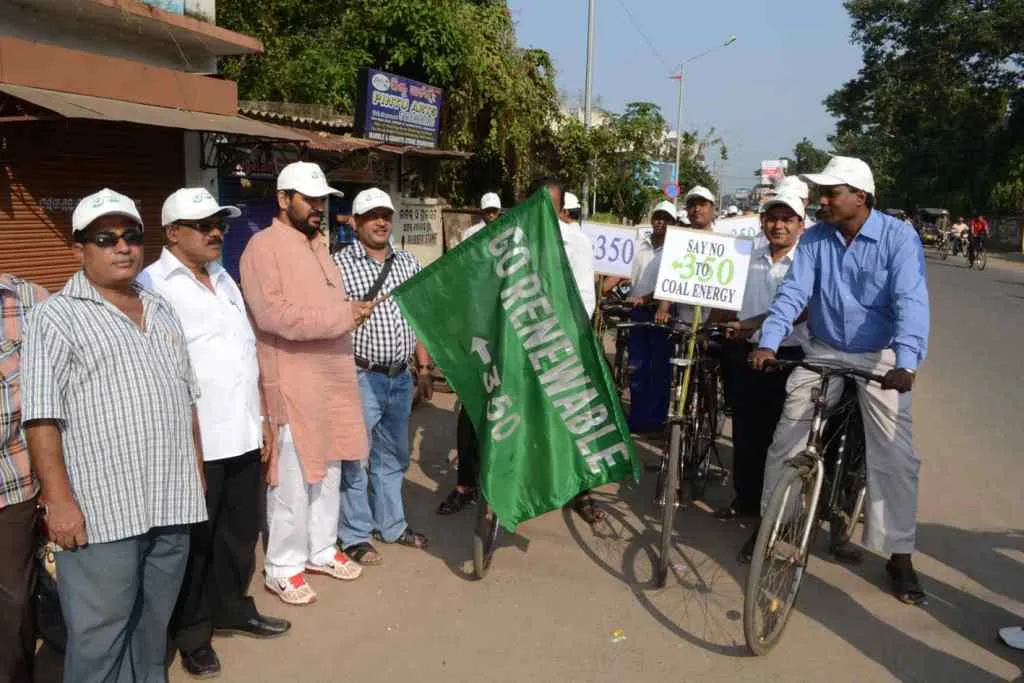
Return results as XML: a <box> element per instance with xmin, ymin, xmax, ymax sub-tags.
<box><xmin>354</xmin><ymin>68</ymin><xmax>444</xmax><ymax>149</ymax></box>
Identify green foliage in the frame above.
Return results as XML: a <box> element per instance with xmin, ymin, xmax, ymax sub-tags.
<box><xmin>792</xmin><ymin>138</ymin><xmax>831</xmax><ymax>175</ymax></box>
<box><xmin>217</xmin><ymin>0</ymin><xmax>560</xmax><ymax>203</ymax></box>
<box><xmin>825</xmin><ymin>0</ymin><xmax>1024</xmax><ymax>213</ymax></box>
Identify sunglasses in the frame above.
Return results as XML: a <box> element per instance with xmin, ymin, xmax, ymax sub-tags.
<box><xmin>81</xmin><ymin>229</ymin><xmax>145</xmax><ymax>248</ymax></box>
<box><xmin>177</xmin><ymin>219</ymin><xmax>229</xmax><ymax>234</ymax></box>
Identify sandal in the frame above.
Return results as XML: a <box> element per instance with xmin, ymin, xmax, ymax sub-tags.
<box><xmin>886</xmin><ymin>560</ymin><xmax>927</xmax><ymax>605</ymax></box>
<box><xmin>342</xmin><ymin>542</ymin><xmax>383</xmax><ymax>566</ymax></box>
<box><xmin>571</xmin><ymin>495</ymin><xmax>606</xmax><ymax>525</ymax></box>
<box><xmin>374</xmin><ymin>528</ymin><xmax>429</xmax><ymax>550</ymax></box>
<box><xmin>437</xmin><ymin>488</ymin><xmax>478</xmax><ymax>515</ymax></box>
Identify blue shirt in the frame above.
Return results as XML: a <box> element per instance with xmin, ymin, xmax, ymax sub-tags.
<box><xmin>759</xmin><ymin>210</ymin><xmax>929</xmax><ymax>370</ymax></box>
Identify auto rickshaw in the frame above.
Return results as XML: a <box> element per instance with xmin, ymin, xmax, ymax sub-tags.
<box><xmin>917</xmin><ymin>208</ymin><xmax>950</xmax><ymax>246</ymax></box>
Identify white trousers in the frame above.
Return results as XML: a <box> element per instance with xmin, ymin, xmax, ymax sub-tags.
<box><xmin>760</xmin><ymin>340</ymin><xmax>921</xmax><ymax>554</ymax></box>
<box><xmin>265</xmin><ymin>425</ymin><xmax>341</xmax><ymax>578</ymax></box>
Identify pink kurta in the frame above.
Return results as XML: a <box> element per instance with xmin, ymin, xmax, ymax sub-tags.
<box><xmin>240</xmin><ymin>218</ymin><xmax>368</xmax><ymax>484</ymax></box>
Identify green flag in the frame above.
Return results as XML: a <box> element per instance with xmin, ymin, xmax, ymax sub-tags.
<box><xmin>393</xmin><ymin>190</ymin><xmax>639</xmax><ymax>530</ymax></box>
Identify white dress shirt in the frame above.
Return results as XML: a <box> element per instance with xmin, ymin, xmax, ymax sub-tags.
<box><xmin>739</xmin><ymin>243</ymin><xmax>810</xmax><ymax>348</ymax></box>
<box><xmin>559</xmin><ymin>220</ymin><xmax>596</xmax><ymax>318</ymax></box>
<box><xmin>138</xmin><ymin>248</ymin><xmax>262</xmax><ymax>462</ymax></box>
<box><xmin>629</xmin><ymin>236</ymin><xmax>662</xmax><ymax>298</ymax></box>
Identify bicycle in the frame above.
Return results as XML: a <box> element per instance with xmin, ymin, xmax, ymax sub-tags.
<box><xmin>967</xmin><ymin>235</ymin><xmax>988</xmax><ymax>271</ymax></box>
<box><xmin>743</xmin><ymin>359</ymin><xmax>879</xmax><ymax>655</ymax></box>
<box><xmin>936</xmin><ymin>230</ymin><xmax>951</xmax><ymax>260</ymax></box>
<box><xmin>653</xmin><ymin>314</ymin><xmax>727</xmax><ymax>588</ymax></box>
<box><xmin>598</xmin><ymin>302</ymin><xmax>636</xmax><ymax>395</ymax></box>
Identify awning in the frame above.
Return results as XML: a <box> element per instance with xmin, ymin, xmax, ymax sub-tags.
<box><xmin>0</xmin><ymin>83</ymin><xmax>307</xmax><ymax>142</ymax></box>
<box><xmin>379</xmin><ymin>144</ymin><xmax>473</xmax><ymax>160</ymax></box>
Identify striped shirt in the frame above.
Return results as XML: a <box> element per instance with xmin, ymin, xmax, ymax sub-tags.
<box><xmin>0</xmin><ymin>275</ymin><xmax>48</xmax><ymax>508</ymax></box>
<box><xmin>333</xmin><ymin>240</ymin><xmax>421</xmax><ymax>365</ymax></box>
<box><xmin>22</xmin><ymin>271</ymin><xmax>206</xmax><ymax>544</ymax></box>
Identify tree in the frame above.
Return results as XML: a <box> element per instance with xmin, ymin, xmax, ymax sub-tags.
<box><xmin>824</xmin><ymin>0</ymin><xmax>1024</xmax><ymax>213</ymax></box>
<box><xmin>792</xmin><ymin>138</ymin><xmax>831</xmax><ymax>175</ymax></box>
<box><xmin>217</xmin><ymin>0</ymin><xmax>561</xmax><ymax>204</ymax></box>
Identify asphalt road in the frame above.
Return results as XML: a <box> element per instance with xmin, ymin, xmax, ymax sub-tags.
<box><xmin>170</xmin><ymin>247</ymin><xmax>1024</xmax><ymax>683</ymax></box>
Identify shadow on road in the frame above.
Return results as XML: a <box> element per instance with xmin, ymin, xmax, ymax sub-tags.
<box><xmin>561</xmin><ymin>468</ymin><xmax>1019</xmax><ymax>681</ymax></box>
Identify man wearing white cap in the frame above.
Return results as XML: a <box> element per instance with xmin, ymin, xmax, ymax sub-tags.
<box><xmin>465</xmin><ymin>192</ymin><xmax>502</xmax><ymax>241</ymax></box>
<box><xmin>23</xmin><ymin>189</ymin><xmax>207</xmax><ymax>681</ymax></box>
<box><xmin>138</xmin><ymin>189</ymin><xmax>290</xmax><ymax>677</ymax></box>
<box><xmin>717</xmin><ymin>192</ymin><xmax>808</xmax><ymax>524</ymax></box>
<box><xmin>558</xmin><ymin>191</ymin><xmax>597</xmax><ymax>318</ymax></box>
<box><xmin>750</xmin><ymin>156</ymin><xmax>930</xmax><ymax>605</ymax></box>
<box><xmin>335</xmin><ymin>188</ymin><xmax>435</xmax><ymax>564</ymax></box>
<box><xmin>654</xmin><ymin>185</ymin><xmax>718</xmax><ymax>325</ymax></box>
<box><xmin>241</xmin><ymin>162</ymin><xmax>370</xmax><ymax>606</ymax></box>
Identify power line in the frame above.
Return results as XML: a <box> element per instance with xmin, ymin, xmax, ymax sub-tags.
<box><xmin>611</xmin><ymin>0</ymin><xmax>673</xmax><ymax>75</ymax></box>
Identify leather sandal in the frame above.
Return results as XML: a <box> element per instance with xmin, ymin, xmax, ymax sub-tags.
<box><xmin>342</xmin><ymin>542</ymin><xmax>383</xmax><ymax>566</ymax></box>
<box><xmin>886</xmin><ymin>560</ymin><xmax>927</xmax><ymax>605</ymax></box>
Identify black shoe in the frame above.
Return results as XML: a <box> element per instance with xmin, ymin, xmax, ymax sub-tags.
<box><xmin>214</xmin><ymin>615</ymin><xmax>291</xmax><ymax>639</ymax></box>
<box><xmin>437</xmin><ymin>488</ymin><xmax>478</xmax><ymax>515</ymax></box>
<box><xmin>737</xmin><ymin>530</ymin><xmax>758</xmax><ymax>564</ymax></box>
<box><xmin>180</xmin><ymin>645</ymin><xmax>221</xmax><ymax>679</ymax></box>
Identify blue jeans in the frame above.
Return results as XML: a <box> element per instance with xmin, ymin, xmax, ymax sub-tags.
<box><xmin>55</xmin><ymin>526</ymin><xmax>189</xmax><ymax>683</ymax></box>
<box><xmin>339</xmin><ymin>369</ymin><xmax>414</xmax><ymax>547</ymax></box>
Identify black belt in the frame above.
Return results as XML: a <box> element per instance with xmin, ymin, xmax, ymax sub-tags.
<box><xmin>355</xmin><ymin>356</ymin><xmax>408</xmax><ymax>377</ymax></box>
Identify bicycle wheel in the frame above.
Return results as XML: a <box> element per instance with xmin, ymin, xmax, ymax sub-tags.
<box><xmin>939</xmin><ymin>241</ymin><xmax>950</xmax><ymax>260</ymax></box>
<box><xmin>689</xmin><ymin>410</ymin><xmax>715</xmax><ymax>501</ymax></box>
<box><xmin>655</xmin><ymin>422</ymin><xmax>683</xmax><ymax>588</ymax></box>
<box><xmin>831</xmin><ymin>411</ymin><xmax>867</xmax><ymax>548</ymax></box>
<box><xmin>978</xmin><ymin>249</ymin><xmax>988</xmax><ymax>271</ymax></box>
<box><xmin>744</xmin><ymin>461</ymin><xmax>818</xmax><ymax>656</ymax></box>
<box><xmin>473</xmin><ymin>498</ymin><xmax>501</xmax><ymax>580</ymax></box>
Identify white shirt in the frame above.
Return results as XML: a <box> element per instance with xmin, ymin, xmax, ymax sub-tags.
<box><xmin>629</xmin><ymin>236</ymin><xmax>662</xmax><ymax>298</ymax></box>
<box><xmin>463</xmin><ymin>221</ymin><xmax>486</xmax><ymax>241</ymax></box>
<box><xmin>138</xmin><ymin>248</ymin><xmax>262</xmax><ymax>462</ymax></box>
<box><xmin>738</xmin><ymin>243</ymin><xmax>810</xmax><ymax>348</ymax></box>
<box><xmin>559</xmin><ymin>220</ymin><xmax>596</xmax><ymax>318</ymax></box>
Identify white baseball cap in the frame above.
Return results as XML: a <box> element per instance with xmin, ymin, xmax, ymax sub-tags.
<box><xmin>480</xmin><ymin>192</ymin><xmax>502</xmax><ymax>211</ymax></box>
<box><xmin>277</xmin><ymin>161</ymin><xmax>344</xmax><ymax>198</ymax></box>
<box><xmin>352</xmin><ymin>187</ymin><xmax>395</xmax><ymax>216</ymax></box>
<box><xmin>563</xmin><ymin>192</ymin><xmax>581</xmax><ymax>211</ymax></box>
<box><xmin>161</xmin><ymin>187</ymin><xmax>240</xmax><ymax>227</ymax></box>
<box><xmin>651</xmin><ymin>200</ymin><xmax>677</xmax><ymax>220</ymax></box>
<box><xmin>684</xmin><ymin>185</ymin><xmax>716</xmax><ymax>205</ymax></box>
<box><xmin>775</xmin><ymin>176</ymin><xmax>810</xmax><ymax>201</ymax></box>
<box><xmin>760</xmin><ymin>192</ymin><xmax>806</xmax><ymax>218</ymax></box>
<box><xmin>800</xmin><ymin>156</ymin><xmax>875</xmax><ymax>196</ymax></box>
<box><xmin>726</xmin><ymin>205</ymin><xmax>740</xmax><ymax>216</ymax></box>
<box><xmin>72</xmin><ymin>188</ymin><xmax>143</xmax><ymax>234</ymax></box>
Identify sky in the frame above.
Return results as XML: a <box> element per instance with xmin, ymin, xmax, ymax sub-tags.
<box><xmin>506</xmin><ymin>0</ymin><xmax>864</xmax><ymax>193</ymax></box>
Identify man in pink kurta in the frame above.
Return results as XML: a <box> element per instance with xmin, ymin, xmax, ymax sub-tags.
<box><xmin>240</xmin><ymin>161</ymin><xmax>373</xmax><ymax>606</ymax></box>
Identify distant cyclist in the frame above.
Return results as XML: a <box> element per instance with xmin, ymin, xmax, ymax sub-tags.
<box><xmin>969</xmin><ymin>214</ymin><xmax>989</xmax><ymax>259</ymax></box>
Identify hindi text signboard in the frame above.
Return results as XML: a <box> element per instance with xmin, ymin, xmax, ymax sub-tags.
<box><xmin>355</xmin><ymin>68</ymin><xmax>443</xmax><ymax>148</ymax></box>
<box><xmin>653</xmin><ymin>227</ymin><xmax>753</xmax><ymax>312</ymax></box>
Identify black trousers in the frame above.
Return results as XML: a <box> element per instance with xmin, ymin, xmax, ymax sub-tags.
<box><xmin>0</xmin><ymin>497</ymin><xmax>37</xmax><ymax>683</ymax></box>
<box><xmin>171</xmin><ymin>450</ymin><xmax>261</xmax><ymax>653</ymax></box>
<box><xmin>731</xmin><ymin>345</ymin><xmax>805</xmax><ymax>514</ymax></box>
<box><xmin>456</xmin><ymin>407</ymin><xmax>480</xmax><ymax>489</ymax></box>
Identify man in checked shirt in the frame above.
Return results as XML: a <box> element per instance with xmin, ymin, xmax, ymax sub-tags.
<box><xmin>0</xmin><ymin>271</ymin><xmax>47</xmax><ymax>683</ymax></box>
<box><xmin>334</xmin><ymin>188</ymin><xmax>434</xmax><ymax>566</ymax></box>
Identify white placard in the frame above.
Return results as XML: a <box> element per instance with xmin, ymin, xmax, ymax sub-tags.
<box><xmin>713</xmin><ymin>214</ymin><xmax>761</xmax><ymax>240</ymax></box>
<box><xmin>581</xmin><ymin>222</ymin><xmax>638</xmax><ymax>278</ymax></box>
<box><xmin>653</xmin><ymin>226</ymin><xmax>754</xmax><ymax>312</ymax></box>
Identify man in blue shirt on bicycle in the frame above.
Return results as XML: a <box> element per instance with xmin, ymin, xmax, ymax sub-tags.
<box><xmin>748</xmin><ymin>156</ymin><xmax>929</xmax><ymax>606</ymax></box>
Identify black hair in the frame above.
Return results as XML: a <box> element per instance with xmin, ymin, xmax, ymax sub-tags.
<box><xmin>567</xmin><ymin>208</ymin><xmax>581</xmax><ymax>221</ymax></box>
<box><xmin>530</xmin><ymin>175</ymin><xmax>564</xmax><ymax>211</ymax></box>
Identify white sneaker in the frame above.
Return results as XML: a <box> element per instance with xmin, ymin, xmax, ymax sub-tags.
<box><xmin>265</xmin><ymin>573</ymin><xmax>317</xmax><ymax>606</ymax></box>
<box><xmin>305</xmin><ymin>550</ymin><xmax>363</xmax><ymax>581</ymax></box>
<box><xmin>999</xmin><ymin>626</ymin><xmax>1024</xmax><ymax>650</ymax></box>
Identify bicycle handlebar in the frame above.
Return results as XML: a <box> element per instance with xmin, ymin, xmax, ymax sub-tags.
<box><xmin>762</xmin><ymin>358</ymin><xmax>887</xmax><ymax>385</ymax></box>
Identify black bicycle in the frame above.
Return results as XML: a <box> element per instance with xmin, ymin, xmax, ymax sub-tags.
<box><xmin>743</xmin><ymin>359</ymin><xmax>878</xmax><ymax>655</ymax></box>
<box><xmin>653</xmin><ymin>317</ymin><xmax>726</xmax><ymax>588</ymax></box>
<box><xmin>967</xmin><ymin>235</ymin><xmax>988</xmax><ymax>271</ymax></box>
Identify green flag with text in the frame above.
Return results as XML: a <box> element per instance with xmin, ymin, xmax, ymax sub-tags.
<box><xmin>393</xmin><ymin>190</ymin><xmax>639</xmax><ymax>530</ymax></box>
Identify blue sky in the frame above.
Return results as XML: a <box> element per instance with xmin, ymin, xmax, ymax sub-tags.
<box><xmin>507</xmin><ymin>0</ymin><xmax>864</xmax><ymax>192</ymax></box>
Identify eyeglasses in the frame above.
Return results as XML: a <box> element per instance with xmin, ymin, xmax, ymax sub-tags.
<box><xmin>177</xmin><ymin>220</ymin><xmax>229</xmax><ymax>234</ymax></box>
<box><xmin>80</xmin><ymin>229</ymin><xmax>145</xmax><ymax>248</ymax></box>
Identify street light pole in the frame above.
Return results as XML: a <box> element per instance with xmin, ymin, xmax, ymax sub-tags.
<box><xmin>669</xmin><ymin>36</ymin><xmax>736</xmax><ymax>213</ymax></box>
<box><xmin>581</xmin><ymin>0</ymin><xmax>596</xmax><ymax>220</ymax></box>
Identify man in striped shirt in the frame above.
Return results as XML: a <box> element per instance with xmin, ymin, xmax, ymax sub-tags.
<box><xmin>0</xmin><ymin>272</ymin><xmax>47</xmax><ymax>683</ymax></box>
<box><xmin>334</xmin><ymin>188</ymin><xmax>434</xmax><ymax>566</ymax></box>
<box><xmin>22</xmin><ymin>189</ymin><xmax>207</xmax><ymax>683</ymax></box>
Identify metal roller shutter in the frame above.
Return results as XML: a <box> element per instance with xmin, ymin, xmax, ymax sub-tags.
<box><xmin>0</xmin><ymin>120</ymin><xmax>183</xmax><ymax>291</ymax></box>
